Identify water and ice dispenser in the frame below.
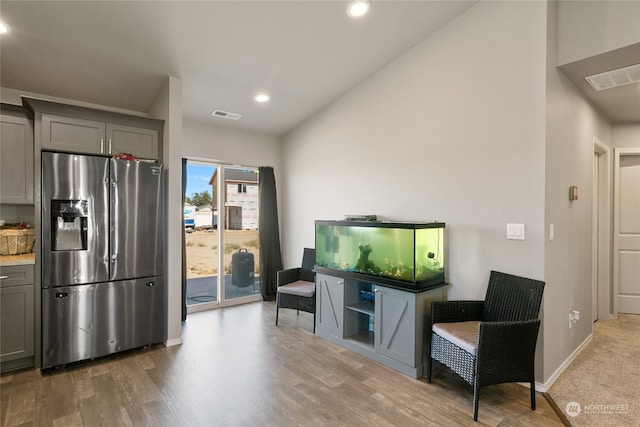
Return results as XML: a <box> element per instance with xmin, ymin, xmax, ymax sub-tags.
<box><xmin>50</xmin><ymin>200</ymin><xmax>88</xmax><ymax>251</ymax></box>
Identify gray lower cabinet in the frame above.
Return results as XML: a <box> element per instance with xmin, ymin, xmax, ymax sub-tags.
<box><xmin>41</xmin><ymin>113</ymin><xmax>159</xmax><ymax>160</ymax></box>
<box><xmin>0</xmin><ymin>113</ymin><xmax>34</xmax><ymax>204</ymax></box>
<box><xmin>315</xmin><ymin>272</ymin><xmax>447</xmax><ymax>379</ymax></box>
<box><xmin>316</xmin><ymin>274</ymin><xmax>344</xmax><ymax>338</ymax></box>
<box><xmin>0</xmin><ymin>265</ymin><xmax>35</xmax><ymax>372</ymax></box>
<box><xmin>374</xmin><ymin>285</ymin><xmax>417</xmax><ymax>366</ymax></box>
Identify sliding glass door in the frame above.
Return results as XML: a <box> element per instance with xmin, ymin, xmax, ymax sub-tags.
<box><xmin>185</xmin><ymin>161</ymin><xmax>261</xmax><ymax>312</ymax></box>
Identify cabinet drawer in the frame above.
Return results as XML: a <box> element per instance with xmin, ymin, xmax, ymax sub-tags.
<box><xmin>0</xmin><ymin>265</ymin><xmax>35</xmax><ymax>287</ymax></box>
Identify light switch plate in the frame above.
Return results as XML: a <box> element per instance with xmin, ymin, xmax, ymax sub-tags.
<box><xmin>507</xmin><ymin>223</ymin><xmax>525</xmax><ymax>240</ymax></box>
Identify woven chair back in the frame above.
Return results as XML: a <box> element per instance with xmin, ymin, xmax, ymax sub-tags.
<box><xmin>481</xmin><ymin>270</ymin><xmax>545</xmax><ymax>322</ymax></box>
<box><xmin>299</xmin><ymin>248</ymin><xmax>316</xmax><ymax>282</ymax></box>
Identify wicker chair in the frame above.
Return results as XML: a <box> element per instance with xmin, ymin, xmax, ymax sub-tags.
<box><xmin>275</xmin><ymin>248</ymin><xmax>316</xmax><ymax>332</ymax></box>
<box><xmin>427</xmin><ymin>270</ymin><xmax>545</xmax><ymax>421</ymax></box>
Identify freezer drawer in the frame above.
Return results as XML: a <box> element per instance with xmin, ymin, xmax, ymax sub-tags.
<box><xmin>42</xmin><ymin>277</ymin><xmax>164</xmax><ymax>369</ymax></box>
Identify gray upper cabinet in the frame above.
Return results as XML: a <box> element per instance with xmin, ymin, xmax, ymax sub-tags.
<box><xmin>42</xmin><ymin>114</ymin><xmax>159</xmax><ymax>160</ymax></box>
<box><xmin>42</xmin><ymin>114</ymin><xmax>105</xmax><ymax>155</ymax></box>
<box><xmin>107</xmin><ymin>123</ymin><xmax>159</xmax><ymax>160</ymax></box>
<box><xmin>0</xmin><ymin>114</ymin><xmax>34</xmax><ymax>204</ymax></box>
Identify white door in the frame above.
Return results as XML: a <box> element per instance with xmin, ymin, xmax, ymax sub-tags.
<box><xmin>614</xmin><ymin>150</ymin><xmax>640</xmax><ymax>314</ymax></box>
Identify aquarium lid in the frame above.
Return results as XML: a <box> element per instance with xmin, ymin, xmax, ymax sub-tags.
<box><xmin>316</xmin><ymin>220</ymin><xmax>445</xmax><ymax>228</ymax></box>
<box><xmin>344</xmin><ymin>214</ymin><xmax>377</xmax><ymax>221</ymax></box>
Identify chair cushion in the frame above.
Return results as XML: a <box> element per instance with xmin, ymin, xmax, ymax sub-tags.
<box><xmin>277</xmin><ymin>280</ymin><xmax>315</xmax><ymax>297</ymax></box>
<box><xmin>432</xmin><ymin>321</ymin><xmax>480</xmax><ymax>355</ymax></box>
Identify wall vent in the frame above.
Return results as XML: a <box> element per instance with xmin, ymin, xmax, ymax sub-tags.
<box><xmin>585</xmin><ymin>63</ymin><xmax>640</xmax><ymax>91</ymax></box>
<box><xmin>211</xmin><ymin>110</ymin><xmax>242</xmax><ymax>120</ymax></box>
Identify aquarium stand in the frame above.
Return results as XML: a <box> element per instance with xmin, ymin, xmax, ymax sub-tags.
<box><xmin>315</xmin><ymin>271</ymin><xmax>448</xmax><ymax>379</ymax></box>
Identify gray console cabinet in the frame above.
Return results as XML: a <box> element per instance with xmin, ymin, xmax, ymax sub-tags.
<box><xmin>316</xmin><ymin>271</ymin><xmax>447</xmax><ymax>379</ymax></box>
<box><xmin>0</xmin><ymin>113</ymin><xmax>34</xmax><ymax>204</ymax></box>
<box><xmin>0</xmin><ymin>265</ymin><xmax>35</xmax><ymax>372</ymax></box>
<box><xmin>42</xmin><ymin>114</ymin><xmax>159</xmax><ymax>160</ymax></box>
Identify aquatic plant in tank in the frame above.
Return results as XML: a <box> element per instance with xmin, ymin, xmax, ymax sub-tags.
<box><xmin>314</xmin><ymin>220</ymin><xmax>445</xmax><ymax>288</ymax></box>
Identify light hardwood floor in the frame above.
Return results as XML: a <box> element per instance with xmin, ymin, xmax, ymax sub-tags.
<box><xmin>1</xmin><ymin>302</ymin><xmax>563</xmax><ymax>426</ymax></box>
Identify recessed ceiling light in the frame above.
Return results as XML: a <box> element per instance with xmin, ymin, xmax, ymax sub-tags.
<box><xmin>255</xmin><ymin>94</ymin><xmax>270</xmax><ymax>103</ymax></box>
<box><xmin>0</xmin><ymin>20</ymin><xmax>10</xmax><ymax>35</ymax></box>
<box><xmin>347</xmin><ymin>0</ymin><xmax>370</xmax><ymax>18</ymax></box>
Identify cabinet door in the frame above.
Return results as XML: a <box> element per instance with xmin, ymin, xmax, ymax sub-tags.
<box><xmin>0</xmin><ymin>284</ymin><xmax>35</xmax><ymax>363</ymax></box>
<box><xmin>107</xmin><ymin>123</ymin><xmax>159</xmax><ymax>160</ymax></box>
<box><xmin>316</xmin><ymin>274</ymin><xmax>344</xmax><ymax>338</ymax></box>
<box><xmin>0</xmin><ymin>115</ymin><xmax>34</xmax><ymax>204</ymax></box>
<box><xmin>374</xmin><ymin>285</ymin><xmax>416</xmax><ymax>366</ymax></box>
<box><xmin>42</xmin><ymin>114</ymin><xmax>106</xmax><ymax>154</ymax></box>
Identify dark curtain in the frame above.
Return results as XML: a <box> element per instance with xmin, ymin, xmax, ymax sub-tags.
<box><xmin>181</xmin><ymin>159</ymin><xmax>188</xmax><ymax>321</ymax></box>
<box><xmin>258</xmin><ymin>166</ymin><xmax>283</xmax><ymax>301</ymax></box>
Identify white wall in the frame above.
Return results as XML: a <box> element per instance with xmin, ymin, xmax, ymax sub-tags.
<box><xmin>544</xmin><ymin>2</ymin><xmax>612</xmax><ymax>384</ymax></box>
<box><xmin>556</xmin><ymin>0</ymin><xmax>640</xmax><ymax>65</ymax></box>
<box><xmin>283</xmin><ymin>0</ymin><xmax>547</xmax><ymax>327</ymax></box>
<box><xmin>612</xmin><ymin>124</ymin><xmax>640</xmax><ymax>149</ymax></box>
<box><xmin>182</xmin><ymin>119</ymin><xmax>281</xmax><ymax>171</ymax></box>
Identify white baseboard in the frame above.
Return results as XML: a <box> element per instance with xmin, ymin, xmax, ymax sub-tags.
<box><xmin>165</xmin><ymin>337</ymin><xmax>183</xmax><ymax>347</ymax></box>
<box><xmin>536</xmin><ymin>333</ymin><xmax>593</xmax><ymax>392</ymax></box>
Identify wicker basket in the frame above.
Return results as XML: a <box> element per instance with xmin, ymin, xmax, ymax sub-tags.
<box><xmin>0</xmin><ymin>229</ymin><xmax>35</xmax><ymax>255</ymax></box>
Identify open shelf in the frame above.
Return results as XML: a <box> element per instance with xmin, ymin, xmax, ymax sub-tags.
<box><xmin>345</xmin><ymin>330</ymin><xmax>374</xmax><ymax>347</ymax></box>
<box><xmin>346</xmin><ymin>300</ymin><xmax>374</xmax><ymax>316</ymax></box>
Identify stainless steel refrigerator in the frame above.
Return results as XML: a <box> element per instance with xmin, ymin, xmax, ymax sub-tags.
<box><xmin>41</xmin><ymin>151</ymin><xmax>164</xmax><ymax>369</ymax></box>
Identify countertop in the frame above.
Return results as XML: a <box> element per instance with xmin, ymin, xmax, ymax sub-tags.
<box><xmin>0</xmin><ymin>253</ymin><xmax>36</xmax><ymax>266</ymax></box>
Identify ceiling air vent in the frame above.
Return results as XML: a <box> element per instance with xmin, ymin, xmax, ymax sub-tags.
<box><xmin>585</xmin><ymin>63</ymin><xmax>640</xmax><ymax>91</ymax></box>
<box><xmin>211</xmin><ymin>110</ymin><xmax>241</xmax><ymax>120</ymax></box>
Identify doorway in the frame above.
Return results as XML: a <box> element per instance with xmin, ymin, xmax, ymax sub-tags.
<box><xmin>592</xmin><ymin>138</ymin><xmax>612</xmax><ymax>322</ymax></box>
<box><xmin>184</xmin><ymin>160</ymin><xmax>261</xmax><ymax>312</ymax></box>
<box><xmin>613</xmin><ymin>149</ymin><xmax>640</xmax><ymax>315</ymax></box>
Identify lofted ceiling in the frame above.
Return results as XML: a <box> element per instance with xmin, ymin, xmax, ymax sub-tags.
<box><xmin>0</xmin><ymin>0</ymin><xmax>477</xmax><ymax>136</ymax></box>
<box><xmin>0</xmin><ymin>1</ymin><xmax>637</xmax><ymax>138</ymax></box>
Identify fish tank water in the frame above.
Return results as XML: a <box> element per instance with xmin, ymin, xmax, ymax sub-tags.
<box><xmin>315</xmin><ymin>220</ymin><xmax>445</xmax><ymax>289</ymax></box>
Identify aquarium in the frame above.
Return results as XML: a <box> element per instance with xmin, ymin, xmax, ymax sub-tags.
<box><xmin>315</xmin><ymin>220</ymin><xmax>445</xmax><ymax>289</ymax></box>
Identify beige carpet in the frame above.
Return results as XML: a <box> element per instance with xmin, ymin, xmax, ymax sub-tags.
<box><xmin>547</xmin><ymin>314</ymin><xmax>640</xmax><ymax>426</ymax></box>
